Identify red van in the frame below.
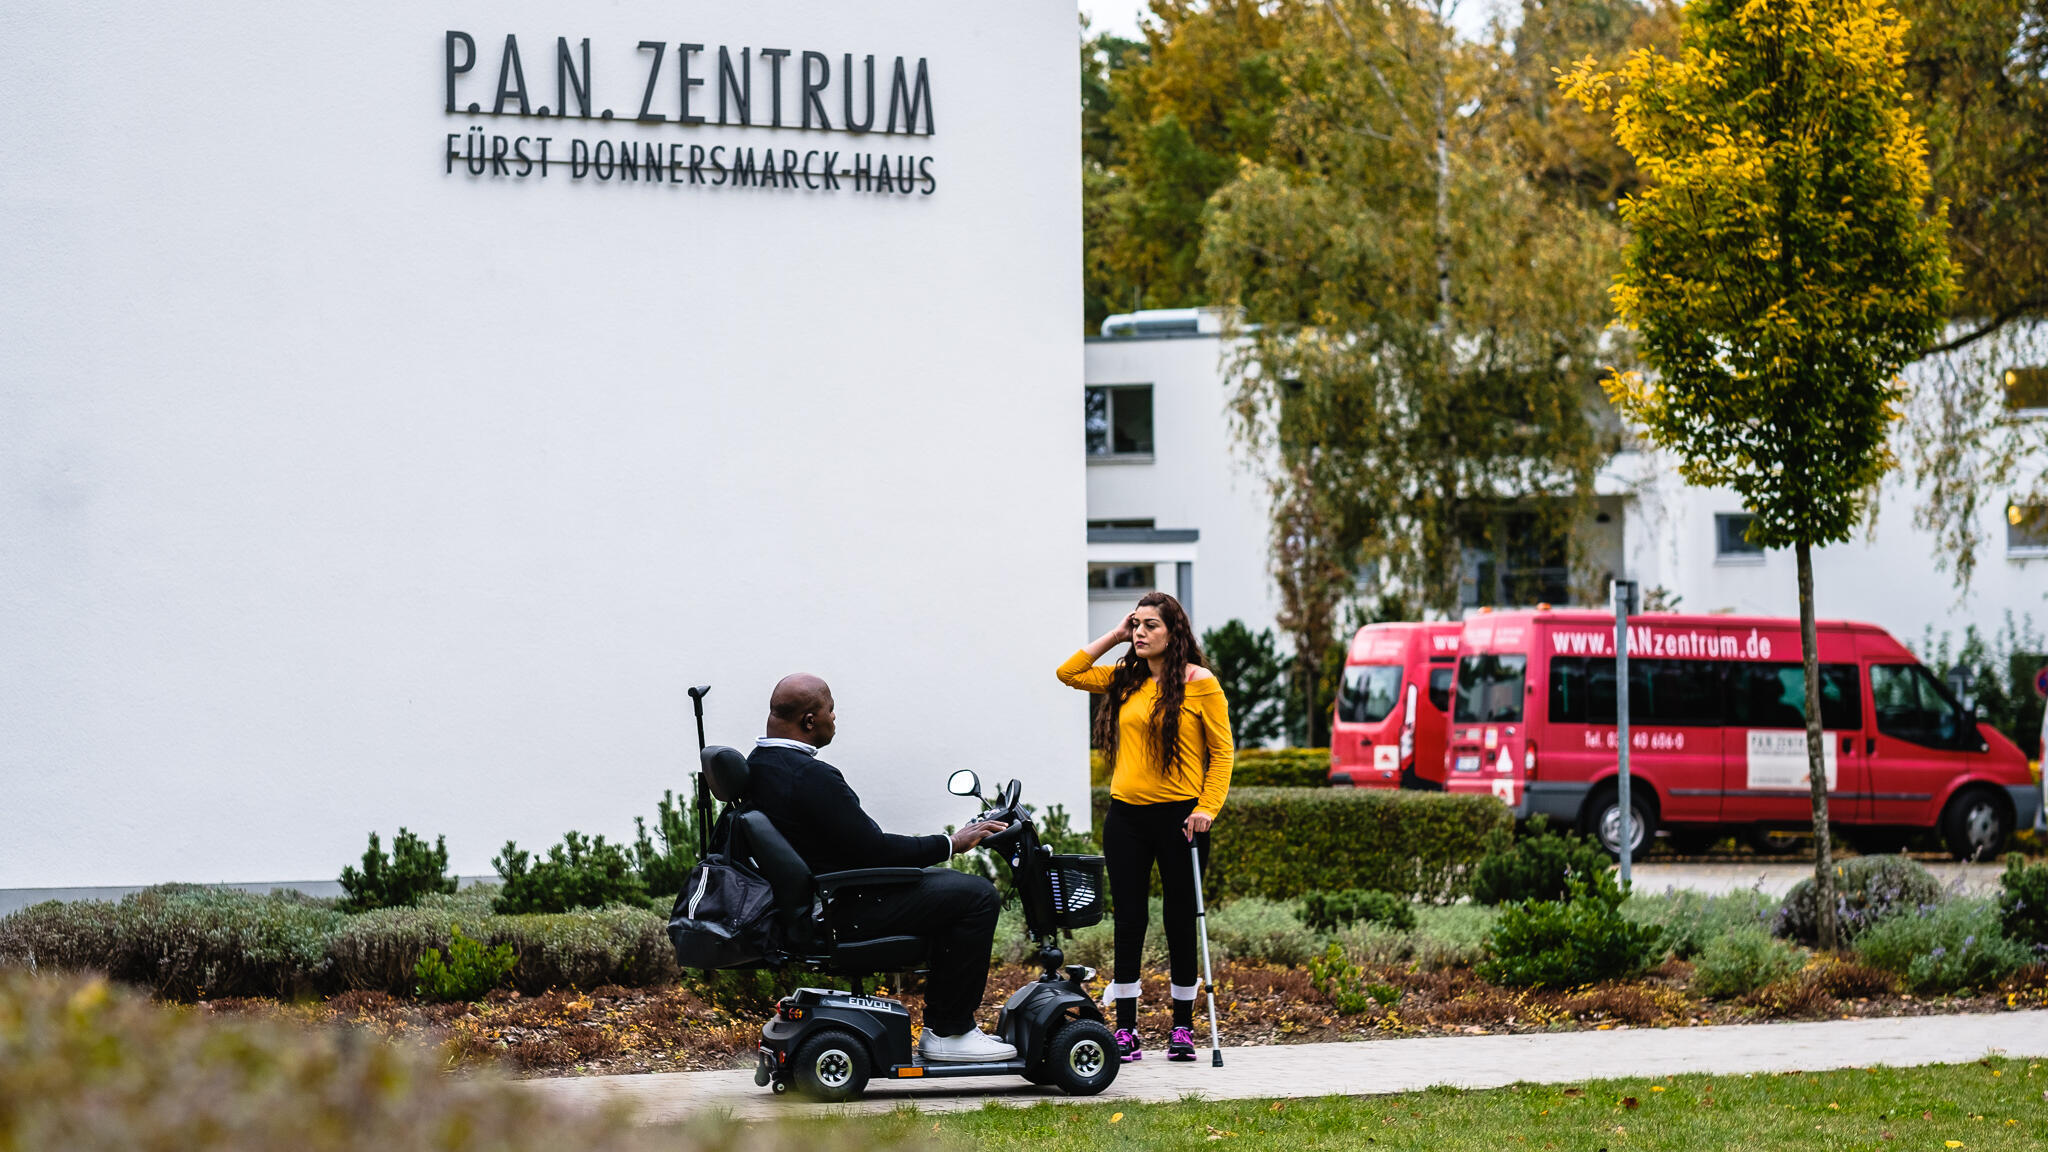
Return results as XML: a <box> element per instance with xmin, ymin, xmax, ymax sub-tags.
<box><xmin>1330</xmin><ymin>622</ymin><xmax>1464</xmax><ymax>789</ymax></box>
<box><xmin>1443</xmin><ymin>609</ymin><xmax>2042</xmax><ymax>860</ymax></box>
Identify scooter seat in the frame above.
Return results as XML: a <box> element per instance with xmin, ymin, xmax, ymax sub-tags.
<box><xmin>830</xmin><ymin>935</ymin><xmax>927</xmax><ymax>972</ymax></box>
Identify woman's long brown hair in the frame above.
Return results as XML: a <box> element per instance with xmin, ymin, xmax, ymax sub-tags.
<box><xmin>1092</xmin><ymin>592</ymin><xmax>1208</xmax><ymax>773</ymax></box>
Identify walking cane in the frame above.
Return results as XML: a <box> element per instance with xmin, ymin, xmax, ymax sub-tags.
<box><xmin>687</xmin><ymin>685</ymin><xmax>712</xmax><ymax>859</ymax></box>
<box><xmin>1189</xmin><ymin>836</ymin><xmax>1223</xmax><ymax>1067</ymax></box>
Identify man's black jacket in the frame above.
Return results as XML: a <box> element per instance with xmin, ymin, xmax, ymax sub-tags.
<box><xmin>743</xmin><ymin>744</ymin><xmax>949</xmax><ymax>875</ymax></box>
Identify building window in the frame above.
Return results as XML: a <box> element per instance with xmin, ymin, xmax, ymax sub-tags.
<box><xmin>1085</xmin><ymin>385</ymin><xmax>1154</xmax><ymax>457</ymax></box>
<box><xmin>2004</xmin><ymin>367</ymin><xmax>2048</xmax><ymax>414</ymax></box>
<box><xmin>1716</xmin><ymin>513</ymin><xmax>1765</xmax><ymax>561</ymax></box>
<box><xmin>2011</xmin><ymin>502</ymin><xmax>2048</xmax><ymax>557</ymax></box>
<box><xmin>1088</xmin><ymin>563</ymin><xmax>1155</xmax><ymax>592</ymax></box>
<box><xmin>1088</xmin><ymin>518</ymin><xmax>1156</xmax><ymax>530</ymax></box>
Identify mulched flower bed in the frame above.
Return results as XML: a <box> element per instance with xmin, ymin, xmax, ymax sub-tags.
<box><xmin>195</xmin><ymin>959</ymin><xmax>2048</xmax><ymax>1078</ymax></box>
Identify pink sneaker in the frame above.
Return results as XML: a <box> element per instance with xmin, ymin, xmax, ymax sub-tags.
<box><xmin>1113</xmin><ymin>1028</ymin><xmax>1143</xmax><ymax>1062</ymax></box>
<box><xmin>1167</xmin><ymin>1026</ymin><xmax>1197</xmax><ymax>1061</ymax></box>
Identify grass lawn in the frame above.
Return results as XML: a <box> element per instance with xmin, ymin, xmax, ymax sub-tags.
<box><xmin>756</xmin><ymin>1058</ymin><xmax>2048</xmax><ymax>1152</ymax></box>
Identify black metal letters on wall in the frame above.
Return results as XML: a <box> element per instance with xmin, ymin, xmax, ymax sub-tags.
<box><xmin>441</xmin><ymin>30</ymin><xmax>938</xmax><ymax>195</ymax></box>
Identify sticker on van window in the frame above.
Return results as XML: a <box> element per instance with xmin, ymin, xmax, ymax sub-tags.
<box><xmin>1744</xmin><ymin>730</ymin><xmax>1837</xmax><ymax>790</ymax></box>
<box><xmin>1373</xmin><ymin>745</ymin><xmax>1399</xmax><ymax>773</ymax></box>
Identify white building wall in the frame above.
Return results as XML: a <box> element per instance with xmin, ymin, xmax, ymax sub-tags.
<box><xmin>1619</xmin><ymin>451</ymin><xmax>2047</xmax><ymax>647</ymax></box>
<box><xmin>1083</xmin><ymin>333</ymin><xmax>1285</xmax><ymax>645</ymax></box>
<box><xmin>0</xmin><ymin>1</ymin><xmax>1086</xmax><ymax>889</ymax></box>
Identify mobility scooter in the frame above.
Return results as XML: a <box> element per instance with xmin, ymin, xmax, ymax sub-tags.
<box><xmin>689</xmin><ymin>731</ymin><xmax>1118</xmax><ymax>1102</ymax></box>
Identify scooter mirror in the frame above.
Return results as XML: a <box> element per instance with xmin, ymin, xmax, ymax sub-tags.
<box><xmin>947</xmin><ymin>769</ymin><xmax>982</xmax><ymax>797</ymax></box>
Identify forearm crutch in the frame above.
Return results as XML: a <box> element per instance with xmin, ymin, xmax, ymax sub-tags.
<box><xmin>1189</xmin><ymin>836</ymin><xmax>1222</xmax><ymax>1066</ymax></box>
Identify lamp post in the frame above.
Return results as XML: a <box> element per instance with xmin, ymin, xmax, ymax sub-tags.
<box><xmin>1612</xmin><ymin>579</ymin><xmax>1639</xmax><ymax>887</ymax></box>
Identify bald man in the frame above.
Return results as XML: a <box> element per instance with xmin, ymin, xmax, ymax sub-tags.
<box><xmin>744</xmin><ymin>674</ymin><xmax>1016</xmax><ymax>1063</ymax></box>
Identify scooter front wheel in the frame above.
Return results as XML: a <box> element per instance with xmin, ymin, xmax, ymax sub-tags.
<box><xmin>790</xmin><ymin>1029</ymin><xmax>871</xmax><ymax>1103</ymax></box>
<box><xmin>1045</xmin><ymin>1018</ymin><xmax>1119</xmax><ymax>1095</ymax></box>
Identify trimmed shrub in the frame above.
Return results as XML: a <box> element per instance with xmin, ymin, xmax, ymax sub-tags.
<box><xmin>1774</xmin><ymin>855</ymin><xmax>1943</xmax><ymax>945</ymax></box>
<box><xmin>338</xmin><ymin>828</ymin><xmax>457</xmax><ymax>912</ymax></box>
<box><xmin>1091</xmin><ymin>786</ymin><xmax>1511</xmax><ymax>902</ymax></box>
<box><xmin>1299</xmin><ymin>889</ymin><xmax>1418</xmax><ymax>934</ymax></box>
<box><xmin>0</xmin><ymin>886</ymin><xmax>340</xmax><ymax>1001</ymax></box>
<box><xmin>1478</xmin><ymin>873</ymin><xmax>1667</xmax><ymax>988</ymax></box>
<box><xmin>1469</xmin><ymin>816</ymin><xmax>1613</xmax><ymax>906</ymax></box>
<box><xmin>1090</xmin><ymin>748</ymin><xmax>1331</xmax><ymax>788</ymax></box>
<box><xmin>413</xmin><ymin>925</ymin><xmax>515</xmax><ymax>1001</ymax></box>
<box><xmin>1854</xmin><ymin>899</ymin><xmax>2034</xmax><ymax>994</ymax></box>
<box><xmin>328</xmin><ymin>903</ymin><xmax>676</xmax><ymax>995</ymax></box>
<box><xmin>1997</xmin><ymin>852</ymin><xmax>2048</xmax><ymax>953</ymax></box>
<box><xmin>1690</xmin><ymin>925</ymin><xmax>1804</xmax><ymax>999</ymax></box>
<box><xmin>0</xmin><ymin>970</ymin><xmax>909</xmax><ymax>1152</ymax></box>
<box><xmin>1625</xmin><ymin>889</ymin><xmax>1779</xmax><ymax>959</ymax></box>
<box><xmin>493</xmin><ymin>832</ymin><xmax>649</xmax><ymax>914</ymax></box>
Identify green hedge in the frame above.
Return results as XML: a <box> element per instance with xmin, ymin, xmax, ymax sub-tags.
<box><xmin>1090</xmin><ymin>747</ymin><xmax>1330</xmax><ymax>788</ymax></box>
<box><xmin>1091</xmin><ymin>786</ymin><xmax>1511</xmax><ymax>903</ymax></box>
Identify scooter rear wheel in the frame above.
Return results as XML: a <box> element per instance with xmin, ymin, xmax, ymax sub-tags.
<box><xmin>1045</xmin><ymin>1018</ymin><xmax>1118</xmax><ymax>1095</ymax></box>
<box><xmin>790</xmin><ymin>1029</ymin><xmax>871</xmax><ymax>1103</ymax></box>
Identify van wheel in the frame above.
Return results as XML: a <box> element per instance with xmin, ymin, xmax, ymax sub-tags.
<box><xmin>1940</xmin><ymin>788</ymin><xmax>2011</xmax><ymax>862</ymax></box>
<box><xmin>1581</xmin><ymin>784</ymin><xmax>1656</xmax><ymax>859</ymax></box>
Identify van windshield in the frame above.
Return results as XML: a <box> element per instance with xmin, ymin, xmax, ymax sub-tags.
<box><xmin>1455</xmin><ymin>654</ymin><xmax>1527</xmax><ymax>723</ymax></box>
<box><xmin>1339</xmin><ymin>664</ymin><xmax>1403</xmax><ymax>723</ymax></box>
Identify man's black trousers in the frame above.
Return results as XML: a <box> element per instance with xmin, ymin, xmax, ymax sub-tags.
<box><xmin>835</xmin><ymin>869</ymin><xmax>1000</xmax><ymax>1037</ymax></box>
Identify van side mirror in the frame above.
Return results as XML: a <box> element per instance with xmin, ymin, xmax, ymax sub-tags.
<box><xmin>947</xmin><ymin>769</ymin><xmax>982</xmax><ymax>798</ymax></box>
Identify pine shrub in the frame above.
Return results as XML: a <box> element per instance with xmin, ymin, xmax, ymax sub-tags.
<box><xmin>630</xmin><ymin>791</ymin><xmax>699</xmax><ymax>904</ymax></box>
<box><xmin>413</xmin><ymin>925</ymin><xmax>515</xmax><ymax>1002</ymax></box>
<box><xmin>338</xmin><ymin>828</ymin><xmax>457</xmax><ymax>912</ymax></box>
<box><xmin>1774</xmin><ymin>855</ymin><xmax>1943</xmax><ymax>946</ymax></box>
<box><xmin>1469</xmin><ymin>816</ymin><xmax>1613</xmax><ymax>906</ymax></box>
<box><xmin>493</xmin><ymin>832</ymin><xmax>648</xmax><ymax>914</ymax></box>
<box><xmin>1478</xmin><ymin>873</ymin><xmax>1667</xmax><ymax>988</ymax></box>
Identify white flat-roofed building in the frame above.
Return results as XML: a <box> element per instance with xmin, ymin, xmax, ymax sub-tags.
<box><xmin>1</xmin><ymin>0</ymin><xmax>1086</xmax><ymax>895</ymax></box>
<box><xmin>1086</xmin><ymin>310</ymin><xmax>2047</xmax><ymax>659</ymax></box>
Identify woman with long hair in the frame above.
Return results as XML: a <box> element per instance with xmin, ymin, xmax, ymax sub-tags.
<box><xmin>1057</xmin><ymin>591</ymin><xmax>1233</xmax><ymax>1062</ymax></box>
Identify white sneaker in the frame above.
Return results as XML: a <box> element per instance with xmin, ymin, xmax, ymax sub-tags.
<box><xmin>919</xmin><ymin>1028</ymin><xmax>1019</xmax><ymax>1063</ymax></box>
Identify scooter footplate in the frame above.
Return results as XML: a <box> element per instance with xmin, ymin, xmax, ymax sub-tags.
<box><xmin>885</xmin><ymin>1058</ymin><xmax>1030</xmax><ymax>1079</ymax></box>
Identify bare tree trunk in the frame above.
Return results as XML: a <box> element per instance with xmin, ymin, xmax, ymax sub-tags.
<box><xmin>1797</xmin><ymin>540</ymin><xmax>1838</xmax><ymax>951</ymax></box>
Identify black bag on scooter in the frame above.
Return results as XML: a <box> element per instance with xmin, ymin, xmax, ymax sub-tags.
<box><xmin>667</xmin><ymin>851</ymin><xmax>777</xmax><ymax>970</ymax></box>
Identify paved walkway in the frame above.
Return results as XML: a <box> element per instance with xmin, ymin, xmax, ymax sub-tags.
<box><xmin>518</xmin><ymin>1010</ymin><xmax>2048</xmax><ymax>1122</ymax></box>
<box><xmin>1627</xmin><ymin>860</ymin><xmax>2003</xmax><ymax>897</ymax></box>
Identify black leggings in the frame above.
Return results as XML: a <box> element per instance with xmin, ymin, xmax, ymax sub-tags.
<box><xmin>1103</xmin><ymin>798</ymin><xmax>1211</xmax><ymax>991</ymax></box>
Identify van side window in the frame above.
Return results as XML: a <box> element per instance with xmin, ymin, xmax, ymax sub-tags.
<box><xmin>1549</xmin><ymin>657</ymin><xmax>1723</xmax><ymax>725</ymax></box>
<box><xmin>1727</xmin><ymin>663</ymin><xmax>1862</xmax><ymax>731</ymax></box>
<box><xmin>1870</xmin><ymin>664</ymin><xmax>1973</xmax><ymax>750</ymax></box>
<box><xmin>1427</xmin><ymin>667</ymin><xmax>1454</xmax><ymax>713</ymax></box>
<box><xmin>1455</xmin><ymin>655</ymin><xmax>1527</xmax><ymax>723</ymax></box>
<box><xmin>1338</xmin><ymin>665</ymin><xmax>1403</xmax><ymax>723</ymax></box>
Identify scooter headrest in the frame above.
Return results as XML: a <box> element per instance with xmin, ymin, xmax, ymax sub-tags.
<box><xmin>702</xmin><ymin>745</ymin><xmax>751</xmax><ymax>803</ymax></box>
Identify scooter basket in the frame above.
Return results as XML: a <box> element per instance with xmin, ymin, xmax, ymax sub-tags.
<box><xmin>1046</xmin><ymin>853</ymin><xmax>1107</xmax><ymax>929</ymax></box>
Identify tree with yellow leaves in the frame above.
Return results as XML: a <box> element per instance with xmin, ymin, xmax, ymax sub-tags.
<box><xmin>1563</xmin><ymin>0</ymin><xmax>1955</xmax><ymax>948</ymax></box>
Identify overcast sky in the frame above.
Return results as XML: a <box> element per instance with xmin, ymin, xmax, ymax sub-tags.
<box><xmin>1080</xmin><ymin>1</ymin><xmax>1511</xmax><ymax>45</ymax></box>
